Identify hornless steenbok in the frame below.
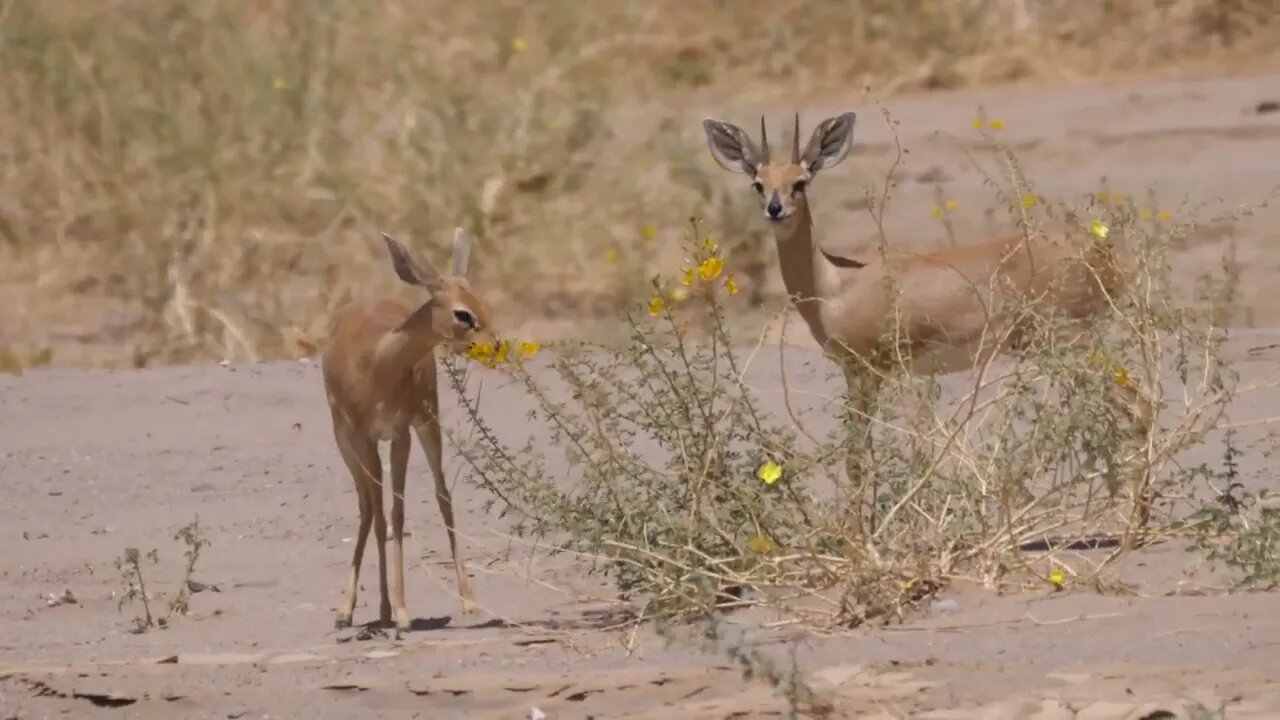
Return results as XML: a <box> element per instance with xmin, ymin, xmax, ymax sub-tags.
<box><xmin>322</xmin><ymin>228</ymin><xmax>492</xmax><ymax>632</ymax></box>
<box><xmin>701</xmin><ymin>112</ymin><xmax>1152</xmax><ymax>536</ymax></box>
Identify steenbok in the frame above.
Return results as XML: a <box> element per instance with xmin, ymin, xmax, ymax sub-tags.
<box><xmin>702</xmin><ymin>112</ymin><xmax>1152</xmax><ymax>536</ymax></box>
<box><xmin>322</xmin><ymin>228</ymin><xmax>492</xmax><ymax>631</ymax></box>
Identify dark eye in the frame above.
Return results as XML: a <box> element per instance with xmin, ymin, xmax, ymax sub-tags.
<box><xmin>452</xmin><ymin>309</ymin><xmax>477</xmax><ymax>328</ymax></box>
<box><xmin>751</xmin><ymin>180</ymin><xmax>765</xmax><ymax>194</ymax></box>
<box><xmin>792</xmin><ymin>179</ymin><xmax>808</xmax><ymax>194</ymax></box>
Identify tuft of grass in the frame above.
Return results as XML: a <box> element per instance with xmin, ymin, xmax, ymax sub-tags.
<box><xmin>113</xmin><ymin>516</ymin><xmax>210</xmax><ymax>633</ymax></box>
<box><xmin>1183</xmin><ymin>428</ymin><xmax>1280</xmax><ymax>590</ymax></box>
<box><xmin>0</xmin><ymin>1</ymin><xmax>1276</xmax><ymax>367</ymax></box>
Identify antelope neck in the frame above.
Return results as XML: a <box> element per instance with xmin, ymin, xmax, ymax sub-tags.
<box><xmin>771</xmin><ymin>200</ymin><xmax>853</xmax><ymax>347</ymax></box>
<box><xmin>372</xmin><ymin>330</ymin><xmax>435</xmax><ymax>379</ymax></box>
<box><xmin>373</xmin><ymin>303</ymin><xmax>441</xmax><ymax>380</ymax></box>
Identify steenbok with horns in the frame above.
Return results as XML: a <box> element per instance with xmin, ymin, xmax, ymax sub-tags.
<box><xmin>701</xmin><ymin>111</ymin><xmax>1152</xmax><ymax>537</ymax></box>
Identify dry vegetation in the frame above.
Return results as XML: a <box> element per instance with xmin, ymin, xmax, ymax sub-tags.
<box><xmin>0</xmin><ymin>0</ymin><xmax>1277</xmax><ymax>369</ymax></box>
<box><xmin>445</xmin><ymin>178</ymin><xmax>1258</xmax><ymax>631</ymax></box>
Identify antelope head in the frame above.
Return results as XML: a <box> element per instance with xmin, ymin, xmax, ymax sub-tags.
<box><xmin>381</xmin><ymin>228</ymin><xmax>495</xmax><ymax>352</ymax></box>
<box><xmin>701</xmin><ymin>112</ymin><xmax>857</xmax><ymax>229</ymax></box>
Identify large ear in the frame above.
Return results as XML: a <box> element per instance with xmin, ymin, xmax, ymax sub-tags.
<box><xmin>701</xmin><ymin>118</ymin><xmax>763</xmax><ymax>175</ymax></box>
<box><xmin>382</xmin><ymin>233</ymin><xmax>440</xmax><ymax>287</ymax></box>
<box><xmin>450</xmin><ymin>227</ymin><xmax>472</xmax><ymax>278</ymax></box>
<box><xmin>800</xmin><ymin>112</ymin><xmax>857</xmax><ymax>173</ymax></box>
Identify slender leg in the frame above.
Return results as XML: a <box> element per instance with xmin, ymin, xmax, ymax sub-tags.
<box><xmin>1107</xmin><ymin>380</ymin><xmax>1156</xmax><ymax>548</ymax></box>
<box><xmin>841</xmin><ymin>359</ymin><xmax>882</xmax><ymax>539</ymax></box>
<box><xmin>415</xmin><ymin>390</ymin><xmax>477</xmax><ymax>614</ymax></box>
<box><xmin>368</xmin><ymin>448</ymin><xmax>392</xmax><ymax>627</ymax></box>
<box><xmin>388</xmin><ymin>430</ymin><xmax>413</xmax><ymax>631</ymax></box>
<box><xmin>1079</xmin><ymin>334</ymin><xmax>1158</xmax><ymax>546</ymax></box>
<box><xmin>333</xmin><ymin>421</ymin><xmax>378</xmax><ymax>629</ymax></box>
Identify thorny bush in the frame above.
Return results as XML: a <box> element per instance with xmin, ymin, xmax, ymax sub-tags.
<box><xmin>444</xmin><ymin>151</ymin><xmax>1253</xmax><ymax>627</ymax></box>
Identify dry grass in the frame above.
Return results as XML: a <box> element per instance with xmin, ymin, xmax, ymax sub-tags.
<box><xmin>0</xmin><ymin>0</ymin><xmax>1276</xmax><ymax>368</ymax></box>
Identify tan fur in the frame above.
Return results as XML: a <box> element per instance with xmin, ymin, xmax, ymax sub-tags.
<box><xmin>704</xmin><ymin>112</ymin><xmax>1149</xmax><ymax>537</ymax></box>
<box><xmin>321</xmin><ymin>229</ymin><xmax>494</xmax><ymax>631</ymax></box>
<box><xmin>808</xmin><ymin>216</ymin><xmax>1124</xmax><ymax>372</ymax></box>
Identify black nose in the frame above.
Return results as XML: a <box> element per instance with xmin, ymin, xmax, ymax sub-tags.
<box><xmin>767</xmin><ymin>200</ymin><xmax>783</xmax><ymax>218</ymax></box>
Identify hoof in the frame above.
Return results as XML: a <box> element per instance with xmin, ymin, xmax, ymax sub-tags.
<box><xmin>334</xmin><ymin>614</ymin><xmax>353</xmax><ymax>629</ymax></box>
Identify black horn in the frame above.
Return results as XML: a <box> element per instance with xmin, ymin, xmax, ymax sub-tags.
<box><xmin>759</xmin><ymin>115</ymin><xmax>770</xmax><ymax>163</ymax></box>
<box><xmin>792</xmin><ymin>112</ymin><xmax>801</xmax><ymax>164</ymax></box>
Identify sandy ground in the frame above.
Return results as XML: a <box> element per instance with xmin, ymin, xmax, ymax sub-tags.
<box><xmin>3</xmin><ymin>332</ymin><xmax>1280</xmax><ymax>719</ymax></box>
<box><xmin>4</xmin><ymin>73</ymin><xmax>1280</xmax><ymax>718</ymax></box>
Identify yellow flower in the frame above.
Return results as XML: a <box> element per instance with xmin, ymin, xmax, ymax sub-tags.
<box><xmin>698</xmin><ymin>256</ymin><xmax>724</xmax><ymax>281</ymax></box>
<box><xmin>725</xmin><ymin>274</ymin><xmax>739</xmax><ymax>296</ymax></box>
<box><xmin>468</xmin><ymin>340</ymin><xmax>505</xmax><ymax>368</ymax></box>
<box><xmin>642</xmin><ymin>224</ymin><xmax>657</xmax><ymax>241</ymax></box>
<box><xmin>510</xmin><ymin>37</ymin><xmax>527</xmax><ymax>54</ymax></box>
<box><xmin>518</xmin><ymin>341</ymin><xmax>540</xmax><ymax>360</ymax></box>
<box><xmin>1112</xmin><ymin>192</ymin><xmax>1127</xmax><ymax>202</ymax></box>
<box><xmin>670</xmin><ymin>287</ymin><xmax>689</xmax><ymax>302</ymax></box>
<box><xmin>1158</xmin><ymin>210</ymin><xmax>1172</xmax><ymax>222</ymax></box>
<box><xmin>272</xmin><ymin>76</ymin><xmax>287</xmax><ymax>91</ymax></box>
<box><xmin>1048</xmin><ymin>567</ymin><xmax>1065</xmax><ymax>590</ymax></box>
<box><xmin>931</xmin><ymin>207</ymin><xmax>943</xmax><ymax>218</ymax></box>
<box><xmin>648</xmin><ymin>296</ymin><xmax>664</xmax><ymax>317</ymax></box>
<box><xmin>680</xmin><ymin>267</ymin><xmax>695</xmax><ymax>287</ymax></box>
<box><xmin>945</xmin><ymin>199</ymin><xmax>959</xmax><ymax>211</ymax></box>
<box><xmin>1020</xmin><ymin>194</ymin><xmax>1037</xmax><ymax>208</ymax></box>
<box><xmin>989</xmin><ymin>119</ymin><xmax>1004</xmax><ymax>130</ymax></box>
<box><xmin>1140</xmin><ymin>208</ymin><xmax>1153</xmax><ymax>220</ymax></box>
<box><xmin>746</xmin><ymin>534</ymin><xmax>775</xmax><ymax>554</ymax></box>
<box><xmin>604</xmin><ymin>248</ymin><xmax>619</xmax><ymax>263</ymax></box>
<box><xmin>1113</xmin><ymin>366</ymin><xmax>1130</xmax><ymax>388</ymax></box>
<box><xmin>1090</xmin><ymin>219</ymin><xmax>1109</xmax><ymax>239</ymax></box>
<box><xmin>757</xmin><ymin>461</ymin><xmax>783</xmax><ymax>486</ymax></box>
<box><xmin>973</xmin><ymin>117</ymin><xmax>983</xmax><ymax>130</ymax></box>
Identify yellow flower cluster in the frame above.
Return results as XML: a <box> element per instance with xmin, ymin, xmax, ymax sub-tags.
<box><xmin>932</xmin><ymin>199</ymin><xmax>959</xmax><ymax>218</ymax></box>
<box><xmin>467</xmin><ymin>339</ymin><xmax>540</xmax><ymax>367</ymax></box>
<box><xmin>647</xmin><ymin>234</ymin><xmax>738</xmax><ymax>316</ymax></box>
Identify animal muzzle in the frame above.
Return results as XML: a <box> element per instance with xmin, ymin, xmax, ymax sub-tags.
<box><xmin>766</xmin><ymin>192</ymin><xmax>785</xmax><ymax>221</ymax></box>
